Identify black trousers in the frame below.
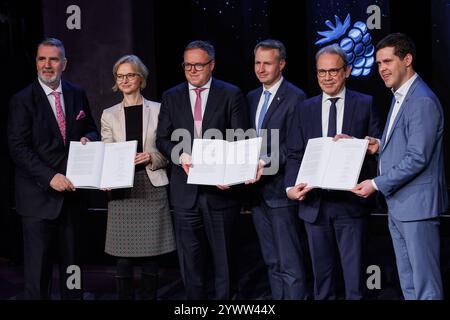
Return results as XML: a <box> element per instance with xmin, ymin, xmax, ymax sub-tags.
<box><xmin>173</xmin><ymin>192</ymin><xmax>239</xmax><ymax>300</ymax></box>
<box><xmin>21</xmin><ymin>200</ymin><xmax>82</xmax><ymax>300</ymax></box>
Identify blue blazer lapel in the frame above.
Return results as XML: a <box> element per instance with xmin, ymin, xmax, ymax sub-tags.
<box><xmin>261</xmin><ymin>80</ymin><xmax>286</xmax><ymax>130</ymax></box>
<box><xmin>32</xmin><ymin>81</ymin><xmax>65</xmax><ymax>145</ymax></box>
<box><xmin>202</xmin><ymin>78</ymin><xmax>220</xmax><ymax>132</ymax></box>
<box><xmin>341</xmin><ymin>90</ymin><xmax>356</xmax><ymax>135</ymax></box>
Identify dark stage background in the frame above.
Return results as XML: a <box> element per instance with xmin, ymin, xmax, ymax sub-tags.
<box><xmin>1</xmin><ymin>0</ymin><xmax>450</xmax><ymax>299</ymax></box>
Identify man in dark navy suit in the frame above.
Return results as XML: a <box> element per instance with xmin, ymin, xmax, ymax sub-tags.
<box><xmin>156</xmin><ymin>40</ymin><xmax>248</xmax><ymax>299</ymax></box>
<box><xmin>246</xmin><ymin>39</ymin><xmax>309</xmax><ymax>299</ymax></box>
<box><xmin>8</xmin><ymin>38</ymin><xmax>98</xmax><ymax>299</ymax></box>
<box><xmin>285</xmin><ymin>44</ymin><xmax>382</xmax><ymax>299</ymax></box>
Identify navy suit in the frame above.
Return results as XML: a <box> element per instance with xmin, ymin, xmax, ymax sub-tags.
<box><xmin>8</xmin><ymin>79</ymin><xmax>98</xmax><ymax>299</ymax></box>
<box><xmin>285</xmin><ymin>89</ymin><xmax>382</xmax><ymax>299</ymax></box>
<box><xmin>156</xmin><ymin>78</ymin><xmax>248</xmax><ymax>299</ymax></box>
<box><xmin>374</xmin><ymin>76</ymin><xmax>447</xmax><ymax>299</ymax></box>
<box><xmin>247</xmin><ymin>79</ymin><xmax>309</xmax><ymax>299</ymax></box>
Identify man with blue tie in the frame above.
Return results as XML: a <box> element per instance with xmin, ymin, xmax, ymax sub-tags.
<box><xmin>285</xmin><ymin>44</ymin><xmax>382</xmax><ymax>299</ymax></box>
<box><xmin>246</xmin><ymin>39</ymin><xmax>309</xmax><ymax>299</ymax></box>
<box><xmin>352</xmin><ymin>33</ymin><xmax>448</xmax><ymax>300</ymax></box>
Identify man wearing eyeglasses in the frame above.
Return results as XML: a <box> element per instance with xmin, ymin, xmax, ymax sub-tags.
<box><xmin>156</xmin><ymin>40</ymin><xmax>248</xmax><ymax>300</ymax></box>
<box><xmin>284</xmin><ymin>44</ymin><xmax>382</xmax><ymax>299</ymax></box>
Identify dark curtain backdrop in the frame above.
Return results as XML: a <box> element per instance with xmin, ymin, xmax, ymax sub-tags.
<box><xmin>0</xmin><ymin>0</ymin><xmax>43</xmax><ymax>263</ymax></box>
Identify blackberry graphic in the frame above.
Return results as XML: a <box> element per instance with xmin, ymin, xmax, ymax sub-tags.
<box><xmin>316</xmin><ymin>14</ymin><xmax>374</xmax><ymax>77</ymax></box>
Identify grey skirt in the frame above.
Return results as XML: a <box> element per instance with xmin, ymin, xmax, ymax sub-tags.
<box><xmin>105</xmin><ymin>170</ymin><xmax>176</xmax><ymax>257</ymax></box>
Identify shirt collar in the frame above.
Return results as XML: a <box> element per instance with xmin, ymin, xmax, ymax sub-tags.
<box><xmin>38</xmin><ymin>78</ymin><xmax>63</xmax><ymax>96</ymax></box>
<box><xmin>392</xmin><ymin>73</ymin><xmax>418</xmax><ymax>100</ymax></box>
<box><xmin>322</xmin><ymin>87</ymin><xmax>346</xmax><ymax>104</ymax></box>
<box><xmin>262</xmin><ymin>76</ymin><xmax>284</xmax><ymax>96</ymax></box>
<box><xmin>188</xmin><ymin>77</ymin><xmax>212</xmax><ymax>91</ymax></box>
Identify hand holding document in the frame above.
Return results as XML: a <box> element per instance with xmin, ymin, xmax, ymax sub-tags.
<box><xmin>187</xmin><ymin>137</ymin><xmax>262</xmax><ymax>186</ymax></box>
<box><xmin>66</xmin><ymin>141</ymin><xmax>137</xmax><ymax>189</ymax></box>
<box><xmin>295</xmin><ymin>137</ymin><xmax>368</xmax><ymax>191</ymax></box>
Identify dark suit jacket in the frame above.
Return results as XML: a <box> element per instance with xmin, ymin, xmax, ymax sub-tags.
<box><xmin>375</xmin><ymin>76</ymin><xmax>448</xmax><ymax>221</ymax></box>
<box><xmin>156</xmin><ymin>78</ymin><xmax>249</xmax><ymax>210</ymax></box>
<box><xmin>284</xmin><ymin>89</ymin><xmax>382</xmax><ymax>223</ymax></box>
<box><xmin>8</xmin><ymin>79</ymin><xmax>98</xmax><ymax>219</ymax></box>
<box><xmin>247</xmin><ymin>79</ymin><xmax>306</xmax><ymax>208</ymax></box>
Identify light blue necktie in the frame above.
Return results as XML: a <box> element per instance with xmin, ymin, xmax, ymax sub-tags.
<box><xmin>257</xmin><ymin>90</ymin><xmax>271</xmax><ymax>135</ymax></box>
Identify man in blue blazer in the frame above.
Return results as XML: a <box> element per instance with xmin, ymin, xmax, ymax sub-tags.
<box><xmin>156</xmin><ymin>40</ymin><xmax>248</xmax><ymax>300</ymax></box>
<box><xmin>285</xmin><ymin>44</ymin><xmax>382</xmax><ymax>299</ymax></box>
<box><xmin>353</xmin><ymin>33</ymin><xmax>448</xmax><ymax>300</ymax></box>
<box><xmin>8</xmin><ymin>38</ymin><xmax>98</xmax><ymax>299</ymax></box>
<box><xmin>246</xmin><ymin>39</ymin><xmax>309</xmax><ymax>299</ymax></box>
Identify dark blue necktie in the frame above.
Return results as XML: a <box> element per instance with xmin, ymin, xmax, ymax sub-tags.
<box><xmin>257</xmin><ymin>90</ymin><xmax>271</xmax><ymax>136</ymax></box>
<box><xmin>327</xmin><ymin>97</ymin><xmax>340</xmax><ymax>137</ymax></box>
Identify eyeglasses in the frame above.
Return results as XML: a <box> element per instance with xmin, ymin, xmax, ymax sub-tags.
<box><xmin>317</xmin><ymin>65</ymin><xmax>346</xmax><ymax>77</ymax></box>
<box><xmin>182</xmin><ymin>60</ymin><xmax>213</xmax><ymax>71</ymax></box>
<box><xmin>116</xmin><ymin>73</ymin><xmax>140</xmax><ymax>81</ymax></box>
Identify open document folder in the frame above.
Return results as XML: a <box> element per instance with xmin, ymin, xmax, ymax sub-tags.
<box><xmin>187</xmin><ymin>137</ymin><xmax>263</xmax><ymax>186</ymax></box>
<box><xmin>66</xmin><ymin>140</ymin><xmax>137</xmax><ymax>189</ymax></box>
<box><xmin>295</xmin><ymin>137</ymin><xmax>369</xmax><ymax>191</ymax></box>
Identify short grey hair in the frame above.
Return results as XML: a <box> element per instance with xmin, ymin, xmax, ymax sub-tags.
<box><xmin>37</xmin><ymin>38</ymin><xmax>66</xmax><ymax>59</ymax></box>
<box><xmin>112</xmin><ymin>54</ymin><xmax>149</xmax><ymax>92</ymax></box>
<box><xmin>315</xmin><ymin>44</ymin><xmax>348</xmax><ymax>66</ymax></box>
<box><xmin>184</xmin><ymin>40</ymin><xmax>215</xmax><ymax>60</ymax></box>
<box><xmin>254</xmin><ymin>39</ymin><xmax>287</xmax><ymax>60</ymax></box>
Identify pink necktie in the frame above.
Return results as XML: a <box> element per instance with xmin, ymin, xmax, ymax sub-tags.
<box><xmin>51</xmin><ymin>91</ymin><xmax>66</xmax><ymax>144</ymax></box>
<box><xmin>193</xmin><ymin>87</ymin><xmax>206</xmax><ymax>136</ymax></box>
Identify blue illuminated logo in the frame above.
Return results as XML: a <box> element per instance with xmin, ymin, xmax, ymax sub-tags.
<box><xmin>316</xmin><ymin>14</ymin><xmax>374</xmax><ymax>77</ymax></box>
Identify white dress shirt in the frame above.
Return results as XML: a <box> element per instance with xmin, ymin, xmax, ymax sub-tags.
<box><xmin>188</xmin><ymin>77</ymin><xmax>212</xmax><ymax>117</ymax></box>
<box><xmin>255</xmin><ymin>76</ymin><xmax>284</xmax><ymax>128</ymax></box>
<box><xmin>38</xmin><ymin>78</ymin><xmax>65</xmax><ymax>118</ymax></box>
<box><xmin>321</xmin><ymin>87</ymin><xmax>346</xmax><ymax>137</ymax></box>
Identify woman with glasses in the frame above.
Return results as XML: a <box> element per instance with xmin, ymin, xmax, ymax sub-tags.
<box><xmin>100</xmin><ymin>55</ymin><xmax>175</xmax><ymax>300</ymax></box>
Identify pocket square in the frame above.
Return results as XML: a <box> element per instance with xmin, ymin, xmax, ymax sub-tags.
<box><xmin>76</xmin><ymin>110</ymin><xmax>86</xmax><ymax>120</ymax></box>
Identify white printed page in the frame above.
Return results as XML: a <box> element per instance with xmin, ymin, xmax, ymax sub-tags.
<box><xmin>66</xmin><ymin>141</ymin><xmax>104</xmax><ymax>188</ymax></box>
<box><xmin>100</xmin><ymin>141</ymin><xmax>137</xmax><ymax>189</ymax></box>
<box><xmin>295</xmin><ymin>137</ymin><xmax>332</xmax><ymax>188</ymax></box>
<box><xmin>223</xmin><ymin>137</ymin><xmax>262</xmax><ymax>185</ymax></box>
<box><xmin>322</xmin><ymin>138</ymin><xmax>369</xmax><ymax>190</ymax></box>
<box><xmin>187</xmin><ymin>139</ymin><xmax>227</xmax><ymax>185</ymax></box>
